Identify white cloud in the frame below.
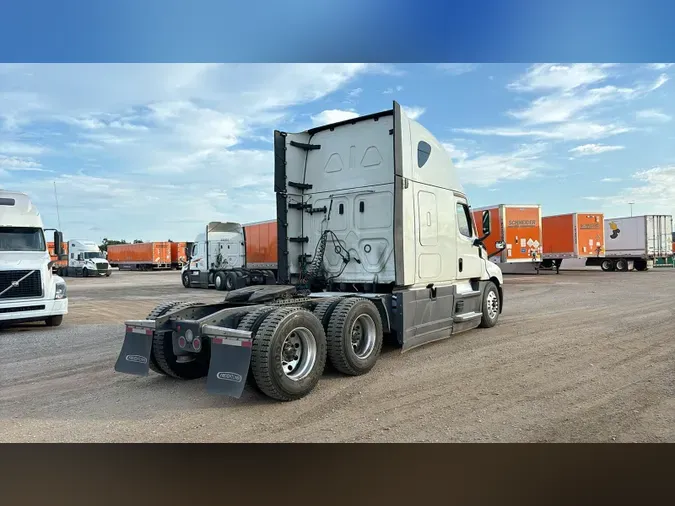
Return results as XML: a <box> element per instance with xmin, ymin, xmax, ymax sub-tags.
<box><xmin>402</xmin><ymin>106</ymin><xmax>425</xmax><ymax>120</ymax></box>
<box><xmin>436</xmin><ymin>63</ymin><xmax>480</xmax><ymax>75</ymax></box>
<box><xmin>647</xmin><ymin>73</ymin><xmax>669</xmax><ymax>92</ymax></box>
<box><xmin>347</xmin><ymin>88</ymin><xmax>363</xmax><ymax>98</ymax></box>
<box><xmin>646</xmin><ymin>63</ymin><xmax>674</xmax><ymax>70</ymax></box>
<box><xmin>443</xmin><ymin>142</ymin><xmax>549</xmax><ymax>187</ymax></box>
<box><xmin>0</xmin><ymin>141</ymin><xmax>47</xmax><ymax>155</ymax></box>
<box><xmin>0</xmin><ymin>63</ymin><xmax>383</xmax><ymax>239</ymax></box>
<box><xmin>636</xmin><ymin>108</ymin><xmax>671</xmax><ymax>122</ymax></box>
<box><xmin>508</xmin><ymin>63</ymin><xmax>614</xmax><ymax>92</ymax></box>
<box><xmin>310</xmin><ymin>109</ymin><xmax>360</xmax><ymax>126</ymax></box>
<box><xmin>600</xmin><ymin>177</ymin><xmax>622</xmax><ymax>183</ymax></box>
<box><xmin>454</xmin><ymin>121</ymin><xmax>633</xmax><ymax>142</ymax></box>
<box><xmin>569</xmin><ymin>144</ymin><xmax>625</xmax><ymax>156</ymax></box>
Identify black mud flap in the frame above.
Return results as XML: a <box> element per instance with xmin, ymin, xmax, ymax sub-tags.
<box><xmin>114</xmin><ymin>325</ymin><xmax>154</xmax><ymax>376</ymax></box>
<box><xmin>205</xmin><ymin>327</ymin><xmax>254</xmax><ymax>398</ymax></box>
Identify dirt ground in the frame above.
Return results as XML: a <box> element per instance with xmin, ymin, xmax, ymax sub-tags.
<box><xmin>0</xmin><ymin>268</ymin><xmax>673</xmax><ymax>443</ymax></box>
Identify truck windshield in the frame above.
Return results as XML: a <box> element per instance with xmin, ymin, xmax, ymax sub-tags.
<box><xmin>0</xmin><ymin>227</ymin><xmax>46</xmax><ymax>252</ymax></box>
<box><xmin>82</xmin><ymin>252</ymin><xmax>104</xmax><ymax>259</ymax></box>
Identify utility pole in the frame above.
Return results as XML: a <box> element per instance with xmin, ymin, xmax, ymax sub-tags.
<box><xmin>53</xmin><ymin>181</ymin><xmax>62</xmax><ymax>230</ymax></box>
<box><xmin>628</xmin><ymin>201</ymin><xmax>635</xmax><ymax>217</ymax></box>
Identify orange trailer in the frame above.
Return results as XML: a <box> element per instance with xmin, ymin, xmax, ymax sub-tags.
<box><xmin>472</xmin><ymin>204</ymin><xmax>543</xmax><ymax>267</ymax></box>
<box><xmin>47</xmin><ymin>241</ymin><xmax>68</xmax><ymax>269</ymax></box>
<box><xmin>243</xmin><ymin>220</ymin><xmax>278</xmax><ymax>269</ymax></box>
<box><xmin>170</xmin><ymin>241</ymin><xmax>191</xmax><ymax>268</ymax></box>
<box><xmin>542</xmin><ymin>213</ymin><xmax>605</xmax><ymax>260</ymax></box>
<box><xmin>107</xmin><ymin>242</ymin><xmax>172</xmax><ymax>270</ymax></box>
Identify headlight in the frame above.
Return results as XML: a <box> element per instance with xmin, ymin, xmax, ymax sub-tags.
<box><xmin>55</xmin><ymin>282</ymin><xmax>67</xmax><ymax>300</ymax></box>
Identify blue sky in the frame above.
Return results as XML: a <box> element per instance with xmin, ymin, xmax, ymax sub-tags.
<box><xmin>0</xmin><ymin>63</ymin><xmax>673</xmax><ymax>242</ymax></box>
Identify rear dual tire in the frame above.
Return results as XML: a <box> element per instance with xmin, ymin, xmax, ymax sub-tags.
<box><xmin>214</xmin><ymin>271</ymin><xmax>237</xmax><ymax>291</ymax></box>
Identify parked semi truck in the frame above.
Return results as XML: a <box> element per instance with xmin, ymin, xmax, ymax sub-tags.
<box><xmin>0</xmin><ymin>190</ymin><xmax>68</xmax><ymax>327</ymax></box>
<box><xmin>107</xmin><ymin>242</ymin><xmax>172</xmax><ymax>270</ymax></box>
<box><xmin>55</xmin><ymin>239</ymin><xmax>112</xmax><ymax>277</ymax></box>
<box><xmin>115</xmin><ymin>102</ymin><xmax>506</xmax><ymax>402</ymax></box>
<box><xmin>181</xmin><ymin>220</ymin><xmax>277</xmax><ymax>290</ymax></box>
<box><xmin>541</xmin><ymin>212</ymin><xmax>605</xmax><ymax>274</ymax></box>
<box><xmin>584</xmin><ymin>214</ymin><xmax>673</xmax><ymax>271</ymax></box>
<box><xmin>472</xmin><ymin>204</ymin><xmax>543</xmax><ymax>273</ymax></box>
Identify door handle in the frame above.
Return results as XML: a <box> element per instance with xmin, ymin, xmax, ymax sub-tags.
<box><xmin>459</xmin><ymin>258</ymin><xmax>463</xmax><ymax>272</ymax></box>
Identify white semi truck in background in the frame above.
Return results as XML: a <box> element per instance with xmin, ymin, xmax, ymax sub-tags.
<box><xmin>56</xmin><ymin>239</ymin><xmax>112</xmax><ymax>277</ymax></box>
<box><xmin>0</xmin><ymin>190</ymin><xmax>68</xmax><ymax>327</ymax></box>
<box><xmin>115</xmin><ymin>102</ymin><xmax>506</xmax><ymax>402</ymax></box>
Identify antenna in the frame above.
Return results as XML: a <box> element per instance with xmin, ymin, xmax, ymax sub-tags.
<box><xmin>53</xmin><ymin>181</ymin><xmax>63</xmax><ymax>231</ymax></box>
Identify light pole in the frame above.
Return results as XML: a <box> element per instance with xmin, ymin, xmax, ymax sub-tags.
<box><xmin>628</xmin><ymin>201</ymin><xmax>635</xmax><ymax>217</ymax></box>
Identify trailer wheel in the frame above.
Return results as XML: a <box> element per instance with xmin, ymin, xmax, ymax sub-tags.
<box><xmin>251</xmin><ymin>307</ymin><xmax>327</xmax><ymax>401</ymax></box>
<box><xmin>326</xmin><ymin>297</ymin><xmax>383</xmax><ymax>376</ymax></box>
<box><xmin>600</xmin><ymin>259</ymin><xmax>615</xmax><ymax>272</ymax></box>
<box><xmin>479</xmin><ymin>281</ymin><xmax>500</xmax><ymax>329</ymax></box>
<box><xmin>224</xmin><ymin>272</ymin><xmax>237</xmax><ymax>291</ymax></box>
<box><xmin>147</xmin><ymin>300</ymin><xmax>208</xmax><ymax>379</ymax></box>
<box><xmin>182</xmin><ymin>272</ymin><xmax>191</xmax><ymax>288</ymax></box>
<box><xmin>236</xmin><ymin>306</ymin><xmax>278</xmax><ymax>392</ymax></box>
<box><xmin>634</xmin><ymin>260</ymin><xmax>648</xmax><ymax>271</ymax></box>
<box><xmin>616</xmin><ymin>259</ymin><xmax>629</xmax><ymax>272</ymax></box>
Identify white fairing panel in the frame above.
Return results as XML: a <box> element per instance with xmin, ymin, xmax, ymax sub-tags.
<box><xmin>283</xmin><ymin>115</ymin><xmax>396</xmax><ymax>284</ymax></box>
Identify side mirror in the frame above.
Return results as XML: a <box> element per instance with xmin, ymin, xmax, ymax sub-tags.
<box><xmin>77</xmin><ymin>254</ymin><xmax>83</xmax><ymax>261</ymax></box>
<box><xmin>53</xmin><ymin>231</ymin><xmax>64</xmax><ymax>256</ymax></box>
<box><xmin>481</xmin><ymin>210</ymin><xmax>491</xmax><ymax>236</ymax></box>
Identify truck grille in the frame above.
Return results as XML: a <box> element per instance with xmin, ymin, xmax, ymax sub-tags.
<box><xmin>0</xmin><ymin>304</ymin><xmax>46</xmax><ymax>314</ymax></box>
<box><xmin>95</xmin><ymin>262</ymin><xmax>108</xmax><ymax>271</ymax></box>
<box><xmin>0</xmin><ymin>270</ymin><xmax>43</xmax><ymax>300</ymax></box>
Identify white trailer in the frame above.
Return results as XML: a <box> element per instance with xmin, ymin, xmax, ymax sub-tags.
<box><xmin>586</xmin><ymin>215</ymin><xmax>674</xmax><ymax>271</ymax></box>
<box><xmin>0</xmin><ymin>191</ymin><xmax>68</xmax><ymax>327</ymax></box>
<box><xmin>57</xmin><ymin>240</ymin><xmax>112</xmax><ymax>277</ymax></box>
<box><xmin>114</xmin><ymin>102</ymin><xmax>506</xmax><ymax>402</ymax></box>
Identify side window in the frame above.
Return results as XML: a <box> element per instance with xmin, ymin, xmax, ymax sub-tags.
<box><xmin>456</xmin><ymin>203</ymin><xmax>473</xmax><ymax>238</ymax></box>
<box><xmin>417</xmin><ymin>141</ymin><xmax>431</xmax><ymax>168</ymax></box>
<box><xmin>70</xmin><ymin>253</ymin><xmax>74</xmax><ymax>259</ymax></box>
<box><xmin>191</xmin><ymin>244</ymin><xmax>197</xmax><ymax>256</ymax></box>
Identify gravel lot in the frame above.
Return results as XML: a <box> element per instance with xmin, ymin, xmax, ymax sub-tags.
<box><xmin>1</xmin><ymin>268</ymin><xmax>673</xmax><ymax>442</ymax></box>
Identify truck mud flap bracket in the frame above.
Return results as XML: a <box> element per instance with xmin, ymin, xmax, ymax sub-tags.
<box><xmin>114</xmin><ymin>320</ymin><xmax>156</xmax><ymax>376</ymax></box>
<box><xmin>204</xmin><ymin>325</ymin><xmax>254</xmax><ymax>398</ymax></box>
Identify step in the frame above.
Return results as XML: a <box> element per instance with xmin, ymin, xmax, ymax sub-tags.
<box><xmin>453</xmin><ymin>311</ymin><xmax>482</xmax><ymax>323</ymax></box>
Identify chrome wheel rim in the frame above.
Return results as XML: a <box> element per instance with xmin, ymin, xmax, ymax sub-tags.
<box><xmin>280</xmin><ymin>327</ymin><xmax>317</xmax><ymax>381</ymax></box>
<box><xmin>486</xmin><ymin>290</ymin><xmax>499</xmax><ymax>320</ymax></box>
<box><xmin>215</xmin><ymin>275</ymin><xmax>222</xmax><ymax>288</ymax></box>
<box><xmin>350</xmin><ymin>314</ymin><xmax>376</xmax><ymax>359</ymax></box>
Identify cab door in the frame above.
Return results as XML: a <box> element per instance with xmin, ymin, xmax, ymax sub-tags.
<box><xmin>455</xmin><ymin>198</ymin><xmax>483</xmax><ymax>280</ymax></box>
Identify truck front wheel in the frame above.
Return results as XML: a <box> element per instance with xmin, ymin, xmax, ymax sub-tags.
<box><xmin>251</xmin><ymin>307</ymin><xmax>327</xmax><ymax>401</ymax></box>
<box><xmin>182</xmin><ymin>272</ymin><xmax>191</xmax><ymax>288</ymax></box>
<box><xmin>326</xmin><ymin>298</ymin><xmax>383</xmax><ymax>376</ymax></box>
<box><xmin>45</xmin><ymin>315</ymin><xmax>63</xmax><ymax>327</ymax></box>
<box><xmin>479</xmin><ymin>281</ymin><xmax>500</xmax><ymax>329</ymax></box>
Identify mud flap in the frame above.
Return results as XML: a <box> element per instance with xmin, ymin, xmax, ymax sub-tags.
<box><xmin>114</xmin><ymin>325</ymin><xmax>154</xmax><ymax>376</ymax></box>
<box><xmin>204</xmin><ymin>326</ymin><xmax>254</xmax><ymax>398</ymax></box>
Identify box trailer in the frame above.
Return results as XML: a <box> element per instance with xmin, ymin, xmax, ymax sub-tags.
<box><xmin>170</xmin><ymin>241</ymin><xmax>191</xmax><ymax>269</ymax></box>
<box><xmin>47</xmin><ymin>241</ymin><xmax>68</xmax><ymax>271</ymax></box>
<box><xmin>585</xmin><ymin>215</ymin><xmax>673</xmax><ymax>272</ymax></box>
<box><xmin>472</xmin><ymin>204</ymin><xmax>543</xmax><ymax>273</ymax></box>
<box><xmin>107</xmin><ymin>242</ymin><xmax>172</xmax><ymax>270</ymax></box>
<box><xmin>541</xmin><ymin>213</ymin><xmax>605</xmax><ymax>273</ymax></box>
<box><xmin>181</xmin><ymin>220</ymin><xmax>277</xmax><ymax>290</ymax></box>
<box><xmin>116</xmin><ymin>101</ymin><xmax>506</xmax><ymax>402</ymax></box>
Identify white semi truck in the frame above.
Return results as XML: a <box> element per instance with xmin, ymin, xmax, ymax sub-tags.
<box><xmin>115</xmin><ymin>102</ymin><xmax>506</xmax><ymax>402</ymax></box>
<box><xmin>181</xmin><ymin>221</ymin><xmax>275</xmax><ymax>291</ymax></box>
<box><xmin>57</xmin><ymin>239</ymin><xmax>112</xmax><ymax>277</ymax></box>
<box><xmin>0</xmin><ymin>190</ymin><xmax>68</xmax><ymax>327</ymax></box>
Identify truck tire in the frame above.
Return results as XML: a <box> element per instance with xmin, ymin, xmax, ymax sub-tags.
<box><xmin>600</xmin><ymin>259</ymin><xmax>615</xmax><ymax>272</ymax></box>
<box><xmin>635</xmin><ymin>260</ymin><xmax>648</xmax><ymax>271</ymax></box>
<box><xmin>146</xmin><ymin>300</ymin><xmax>185</xmax><ymax>375</ymax></box>
<box><xmin>251</xmin><ymin>307</ymin><xmax>327</xmax><ymax>401</ymax></box>
<box><xmin>479</xmin><ymin>281</ymin><xmax>500</xmax><ymax>329</ymax></box>
<box><xmin>313</xmin><ymin>298</ymin><xmax>342</xmax><ymax>329</ymax></box>
<box><xmin>214</xmin><ymin>271</ymin><xmax>226</xmax><ymax>291</ymax></box>
<box><xmin>82</xmin><ymin>267</ymin><xmax>89</xmax><ymax>277</ymax></box>
<box><xmin>616</xmin><ymin>259</ymin><xmax>629</xmax><ymax>272</ymax></box>
<box><xmin>236</xmin><ymin>306</ymin><xmax>278</xmax><ymax>392</ymax></box>
<box><xmin>326</xmin><ymin>297</ymin><xmax>383</xmax><ymax>376</ymax></box>
<box><xmin>182</xmin><ymin>272</ymin><xmax>191</xmax><ymax>288</ymax></box>
<box><xmin>225</xmin><ymin>272</ymin><xmax>237</xmax><ymax>291</ymax></box>
<box><xmin>45</xmin><ymin>315</ymin><xmax>64</xmax><ymax>327</ymax></box>
<box><xmin>147</xmin><ymin>300</ymin><xmax>208</xmax><ymax>379</ymax></box>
